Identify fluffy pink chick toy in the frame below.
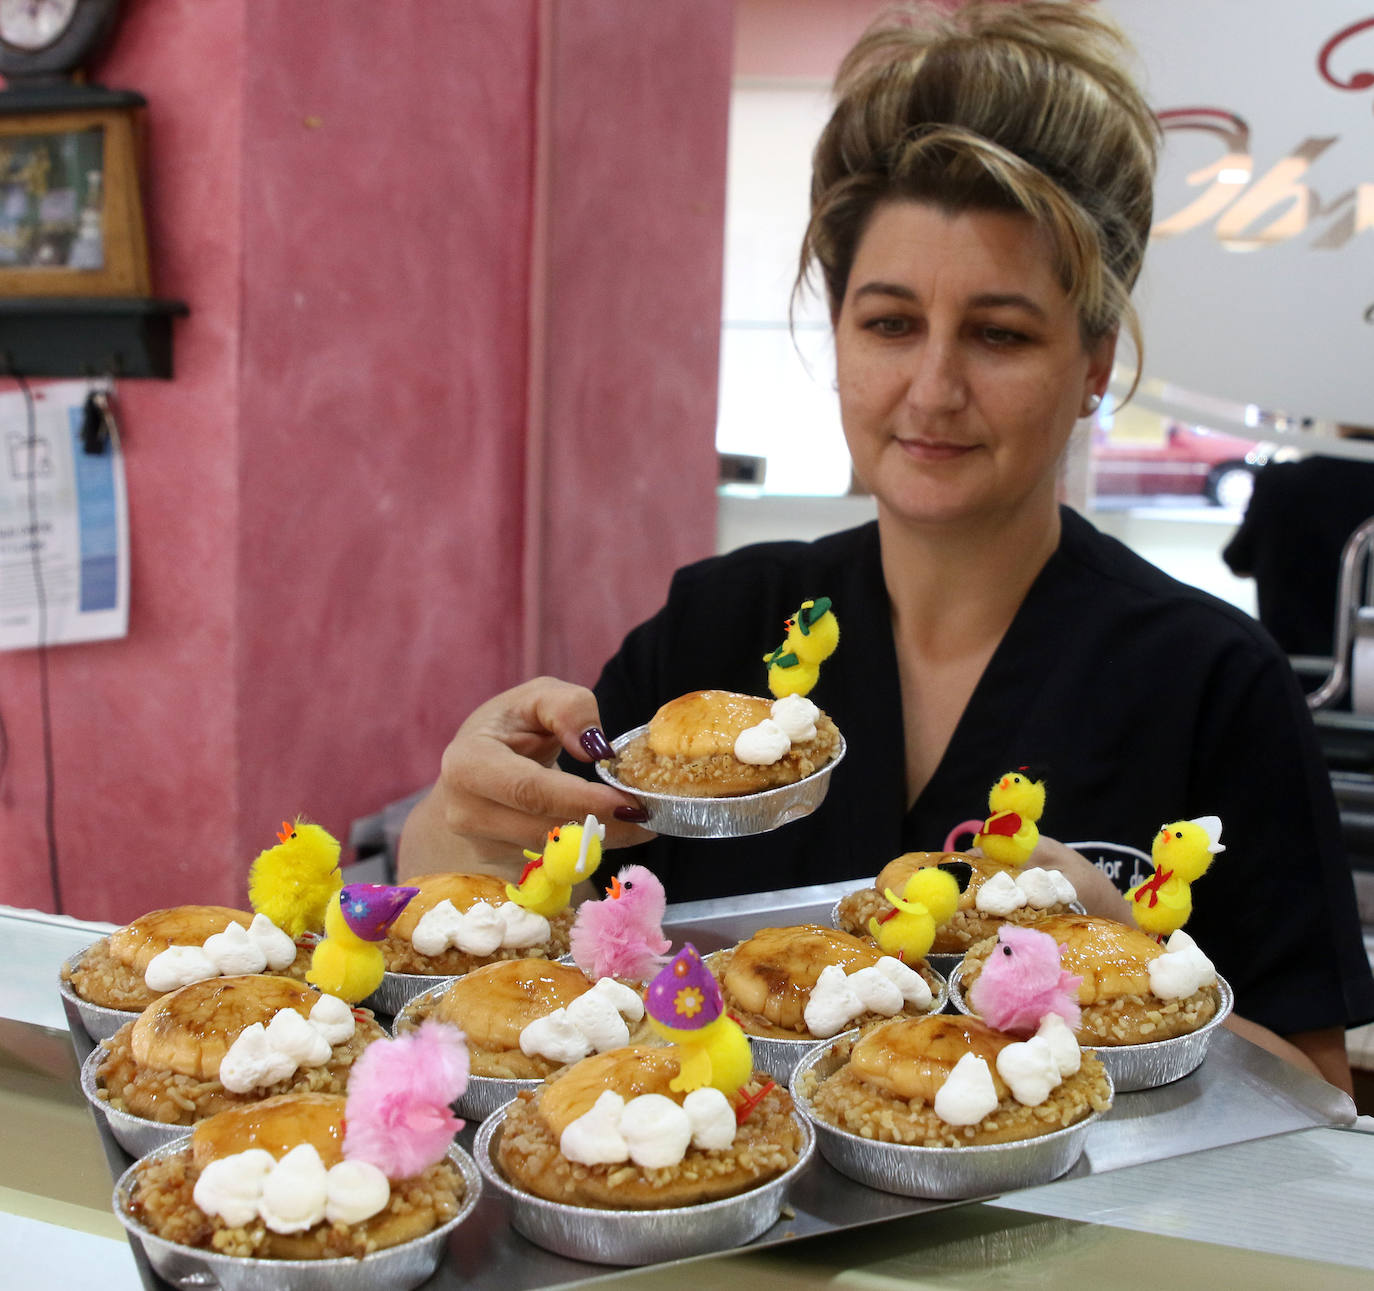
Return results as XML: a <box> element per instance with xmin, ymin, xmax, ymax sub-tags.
<box><xmin>968</xmin><ymin>924</ymin><xmax>1082</xmax><ymax>1036</ymax></box>
<box><xmin>342</xmin><ymin>1021</ymin><xmax>469</xmax><ymax>1180</ymax></box>
<box><xmin>570</xmin><ymin>864</ymin><xmax>672</xmax><ymax>981</ymax></box>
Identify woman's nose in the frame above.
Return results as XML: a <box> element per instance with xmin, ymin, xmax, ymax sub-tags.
<box><xmin>904</xmin><ymin>337</ymin><xmax>968</xmax><ymax>414</ymax></box>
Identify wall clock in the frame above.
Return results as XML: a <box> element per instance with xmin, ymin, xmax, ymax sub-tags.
<box><xmin>0</xmin><ymin>0</ymin><xmax>123</xmax><ymax>87</ymax></box>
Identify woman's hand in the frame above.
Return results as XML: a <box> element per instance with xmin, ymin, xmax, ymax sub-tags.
<box><xmin>398</xmin><ymin>677</ymin><xmax>653</xmax><ymax>881</ymax></box>
<box><xmin>1025</xmin><ymin>836</ymin><xmax>1135</xmax><ymax>924</ymax></box>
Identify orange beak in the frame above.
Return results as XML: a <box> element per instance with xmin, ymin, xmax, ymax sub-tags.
<box><xmin>608</xmin><ymin>875</ymin><xmax>625</xmax><ymax>900</ymax></box>
<box><xmin>276</xmin><ymin>820</ymin><xmax>295</xmax><ymax>845</ymax></box>
<box><xmin>1158</xmin><ymin>828</ymin><xmax>1170</xmax><ymax>846</ymax></box>
<box><xmin>999</xmin><ymin>777</ymin><xmax>1010</xmax><ymax>790</ymax></box>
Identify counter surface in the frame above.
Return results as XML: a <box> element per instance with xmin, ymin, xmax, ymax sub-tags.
<box><xmin>4</xmin><ymin>892</ymin><xmax>1370</xmax><ymax>1289</ymax></box>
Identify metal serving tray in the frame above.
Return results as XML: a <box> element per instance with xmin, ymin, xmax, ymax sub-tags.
<box><xmin>62</xmin><ymin>878</ymin><xmax>1356</xmax><ymax>1291</ymax></box>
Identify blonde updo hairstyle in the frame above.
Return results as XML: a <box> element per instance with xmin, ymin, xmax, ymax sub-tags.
<box><xmin>800</xmin><ymin>1</ymin><xmax>1159</xmax><ymax>387</ymax></box>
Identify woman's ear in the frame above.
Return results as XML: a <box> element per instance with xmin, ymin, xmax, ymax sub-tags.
<box><xmin>1081</xmin><ymin>329</ymin><xmax>1118</xmax><ymax>416</ymax></box>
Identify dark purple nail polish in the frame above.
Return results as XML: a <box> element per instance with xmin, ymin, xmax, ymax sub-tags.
<box><xmin>613</xmin><ymin>805</ymin><xmax>650</xmax><ymax>824</ymax></box>
<box><xmin>580</xmin><ymin>727</ymin><xmax>615</xmax><ymax>760</ymax></box>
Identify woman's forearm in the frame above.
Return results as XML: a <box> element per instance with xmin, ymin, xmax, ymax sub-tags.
<box><xmin>1224</xmin><ymin>1017</ymin><xmax>1352</xmax><ymax>1093</ymax></box>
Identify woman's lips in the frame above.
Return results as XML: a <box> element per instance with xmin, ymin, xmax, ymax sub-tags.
<box><xmin>896</xmin><ymin>438</ymin><xmax>976</xmax><ymax>462</ymax></box>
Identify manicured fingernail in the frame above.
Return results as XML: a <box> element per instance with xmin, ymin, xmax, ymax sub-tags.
<box><xmin>614</xmin><ymin>805</ymin><xmax>649</xmax><ymax>823</ymax></box>
<box><xmin>580</xmin><ymin>727</ymin><xmax>614</xmax><ymax>760</ymax></box>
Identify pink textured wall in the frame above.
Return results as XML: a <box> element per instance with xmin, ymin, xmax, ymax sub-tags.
<box><xmin>534</xmin><ymin>1</ymin><xmax>733</xmax><ymax>682</ymax></box>
<box><xmin>233</xmin><ymin>2</ymin><xmax>539</xmax><ymax>869</ymax></box>
<box><xmin>0</xmin><ymin>0</ymin><xmax>730</xmax><ymax>922</ymax></box>
<box><xmin>0</xmin><ymin>0</ymin><xmax>246</xmax><ymax>916</ymax></box>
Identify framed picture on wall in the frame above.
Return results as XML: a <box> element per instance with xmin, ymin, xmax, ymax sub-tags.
<box><xmin>0</xmin><ymin>102</ymin><xmax>149</xmax><ymax>297</ymax></box>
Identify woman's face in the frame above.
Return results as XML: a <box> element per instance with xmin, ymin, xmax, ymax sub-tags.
<box><xmin>834</xmin><ymin>200</ymin><xmax>1113</xmax><ymax>531</ymax></box>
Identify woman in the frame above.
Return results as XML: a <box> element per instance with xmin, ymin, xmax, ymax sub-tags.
<box><xmin>401</xmin><ymin>2</ymin><xmax>1372</xmax><ymax>1088</ymax></box>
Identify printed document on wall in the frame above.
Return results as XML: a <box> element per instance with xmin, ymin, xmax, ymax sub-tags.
<box><xmin>0</xmin><ymin>380</ymin><xmax>129</xmax><ymax>651</ymax></box>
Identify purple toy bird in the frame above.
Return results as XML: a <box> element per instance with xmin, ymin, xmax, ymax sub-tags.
<box><xmin>569</xmin><ymin>865</ymin><xmax>672</xmax><ymax>981</ymax></box>
<box><xmin>967</xmin><ymin>924</ymin><xmax>1082</xmax><ymax>1036</ymax></box>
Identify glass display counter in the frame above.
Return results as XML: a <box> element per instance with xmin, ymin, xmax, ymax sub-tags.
<box><xmin>4</xmin><ymin>896</ymin><xmax>1370</xmax><ymax>1290</ymax></box>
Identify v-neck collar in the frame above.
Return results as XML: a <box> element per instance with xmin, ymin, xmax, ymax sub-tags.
<box><xmin>890</xmin><ymin>506</ymin><xmax>1079</xmax><ymax>836</ymax></box>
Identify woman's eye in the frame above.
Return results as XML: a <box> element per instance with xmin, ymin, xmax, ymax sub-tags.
<box><xmin>981</xmin><ymin>325</ymin><xmax>1028</xmax><ymax>346</ymax></box>
<box><xmin>864</xmin><ymin>316</ymin><xmax>912</xmax><ymax>337</ymax></box>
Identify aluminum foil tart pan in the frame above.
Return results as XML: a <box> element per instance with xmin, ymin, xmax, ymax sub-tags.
<box><xmin>741</xmin><ymin>969</ymin><xmax>950</xmax><ymax>1083</ymax></box>
<box><xmin>113</xmin><ymin>1135</ymin><xmax>481</xmax><ymax>1291</ymax></box>
<box><xmin>363</xmin><ymin>968</ymin><xmax>459</xmax><ymax>1018</ymax></box>
<box><xmin>595</xmin><ymin>724</ymin><xmax>846</xmax><ymax>839</ymax></box>
<box><xmin>391</xmin><ymin>980</ymin><xmax>542</xmax><ymax>1121</ymax></box>
<box><xmin>790</xmin><ymin>1038</ymin><xmax>1109</xmax><ymax>1200</ymax></box>
<box><xmin>946</xmin><ymin>962</ymin><xmax>1234</xmax><ymax>1093</ymax></box>
<box><xmin>81</xmin><ymin>1045</ymin><xmax>190</xmax><ymax>1159</ymax></box>
<box><xmin>474</xmin><ymin>1099</ymin><xmax>815</xmax><ymax>1266</ymax></box>
<box><xmin>60</xmin><ymin>945</ymin><xmax>140</xmax><ymax>1042</ymax></box>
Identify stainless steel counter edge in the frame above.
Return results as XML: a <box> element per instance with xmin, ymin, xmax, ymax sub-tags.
<box><xmin>5</xmin><ymin>893</ymin><xmax>1372</xmax><ymax>1289</ymax></box>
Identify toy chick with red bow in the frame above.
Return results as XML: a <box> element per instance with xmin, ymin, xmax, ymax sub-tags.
<box><xmin>973</xmin><ymin>769</ymin><xmax>1046</xmax><ymax>867</ymax></box>
<box><xmin>1126</xmin><ymin>816</ymin><xmax>1224</xmax><ymax>940</ymax></box>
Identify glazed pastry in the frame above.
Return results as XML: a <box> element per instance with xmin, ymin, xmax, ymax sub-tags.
<box><xmin>713</xmin><ymin>924</ymin><xmax>941</xmax><ymax>1040</ymax></box>
<box><xmin>960</xmin><ymin>913</ymin><xmax>1220</xmax><ymax>1046</ymax></box>
<box><xmin>496</xmin><ymin>1045</ymin><xmax>801</xmax><ymax>1210</ymax></box>
<box><xmin>96</xmin><ymin>974</ymin><xmax>385</xmax><ymax>1126</ymax></box>
<box><xmin>800</xmin><ymin>1013</ymin><xmax>1111</xmax><ymax>1148</ymax></box>
<box><xmin>381</xmin><ymin>872</ymin><xmax>575</xmax><ymax>975</ymax></box>
<box><xmin>122</xmin><ymin>1025</ymin><xmax>471</xmax><ymax>1262</ymax></box>
<box><xmin>399</xmin><ymin>959</ymin><xmax>648</xmax><ymax>1079</ymax></box>
<box><xmin>837</xmin><ymin>851</ymin><xmax>1077</xmax><ymax>954</ymax></box>
<box><xmin>62</xmin><ymin>905</ymin><xmax>312</xmax><ymax>1012</ymax></box>
<box><xmin>607</xmin><ymin>689</ymin><xmax>842</xmax><ymax>798</ymax></box>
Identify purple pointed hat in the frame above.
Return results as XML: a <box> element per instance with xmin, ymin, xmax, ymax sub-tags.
<box><xmin>338</xmin><ymin>883</ymin><xmax>420</xmax><ymax>942</ymax></box>
<box><xmin>645</xmin><ymin>943</ymin><xmax>723</xmax><ymax>1031</ymax></box>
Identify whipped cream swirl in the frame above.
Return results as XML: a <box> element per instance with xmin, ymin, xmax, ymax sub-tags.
<box><xmin>973</xmin><ymin>867</ymin><xmax>1077</xmax><ymax>916</ymax></box>
<box><xmin>217</xmin><ymin>993</ymin><xmax>355</xmax><ymax>1094</ymax></box>
<box><xmin>733</xmin><ymin>695</ymin><xmax>821</xmax><ymax>765</ymax></box>
<box><xmin>1147</xmin><ymin>929</ymin><xmax>1217</xmax><ymax>1000</ymax></box>
<box><xmin>559</xmin><ymin>1087</ymin><xmax>736</xmax><ymax>1168</ymax></box>
<box><xmin>519</xmin><ymin>977</ymin><xmax>645</xmax><ymax>1065</ymax></box>
<box><xmin>193</xmin><ymin>1143</ymin><xmax>391</xmax><ymax>1233</ymax></box>
<box><xmin>144</xmin><ymin>914</ymin><xmax>298</xmax><ymax>993</ymax></box>
<box><xmin>411</xmin><ymin>899</ymin><xmax>550</xmax><ymax>957</ymax></box>
<box><xmin>933</xmin><ymin>1013</ymin><xmax>1081</xmax><ymax>1126</ymax></box>
<box><xmin>803</xmin><ymin>955</ymin><xmax>933</xmax><ymax>1038</ymax></box>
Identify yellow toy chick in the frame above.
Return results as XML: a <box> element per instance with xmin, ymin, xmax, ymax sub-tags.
<box><xmin>1125</xmin><ymin>816</ymin><xmax>1224</xmax><ymax>939</ymax></box>
<box><xmin>974</xmin><ymin>770</ymin><xmax>1047</xmax><ymax>868</ymax></box>
<box><xmin>645</xmin><ymin>944</ymin><xmax>753</xmax><ymax>1098</ymax></box>
<box><xmin>507</xmin><ymin>814</ymin><xmax>606</xmax><ymax>917</ymax></box>
<box><xmin>247</xmin><ymin>819</ymin><xmax>343</xmax><ymax>939</ymax></box>
<box><xmin>306</xmin><ymin>882</ymin><xmax>419</xmax><ymax>1003</ymax></box>
<box><xmin>868</xmin><ymin>860</ymin><xmax>972</xmax><ymax>962</ymax></box>
<box><xmin>764</xmin><ymin>597</ymin><xmax>839</xmax><ymax>698</ymax></box>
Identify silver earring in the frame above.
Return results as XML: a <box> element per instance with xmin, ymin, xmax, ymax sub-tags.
<box><xmin>1084</xmin><ymin>392</ymin><xmax>1102</xmax><ymax>415</ymax></box>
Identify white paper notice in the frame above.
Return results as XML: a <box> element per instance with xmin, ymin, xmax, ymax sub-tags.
<box><xmin>0</xmin><ymin>380</ymin><xmax>129</xmax><ymax>651</ymax></box>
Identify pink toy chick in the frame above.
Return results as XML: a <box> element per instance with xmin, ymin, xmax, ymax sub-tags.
<box><xmin>342</xmin><ymin>1020</ymin><xmax>469</xmax><ymax>1180</ymax></box>
<box><xmin>569</xmin><ymin>864</ymin><xmax>672</xmax><ymax>981</ymax></box>
<box><xmin>967</xmin><ymin>924</ymin><xmax>1082</xmax><ymax>1036</ymax></box>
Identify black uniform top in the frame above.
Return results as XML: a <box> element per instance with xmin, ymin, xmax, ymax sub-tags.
<box><xmin>580</xmin><ymin>506</ymin><xmax>1374</xmax><ymax>1037</ymax></box>
<box><xmin>1222</xmin><ymin>454</ymin><xmax>1374</xmax><ymax>658</ymax></box>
